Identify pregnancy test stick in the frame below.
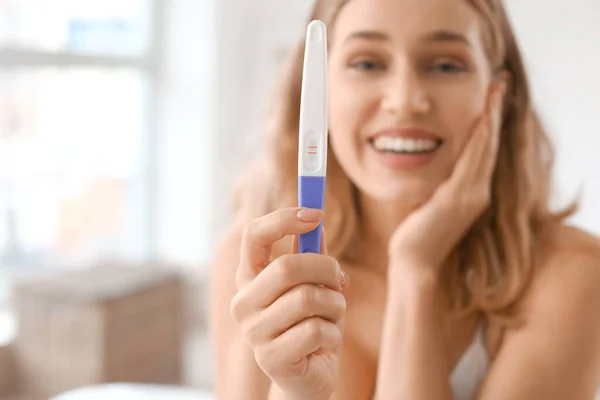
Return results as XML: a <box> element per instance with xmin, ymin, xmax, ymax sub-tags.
<box><xmin>298</xmin><ymin>20</ymin><xmax>328</xmax><ymax>254</ymax></box>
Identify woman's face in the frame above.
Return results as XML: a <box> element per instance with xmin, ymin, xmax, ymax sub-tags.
<box><xmin>328</xmin><ymin>0</ymin><xmax>494</xmax><ymax>206</ymax></box>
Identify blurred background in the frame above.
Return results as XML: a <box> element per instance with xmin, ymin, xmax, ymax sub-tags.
<box><xmin>0</xmin><ymin>0</ymin><xmax>598</xmax><ymax>399</ymax></box>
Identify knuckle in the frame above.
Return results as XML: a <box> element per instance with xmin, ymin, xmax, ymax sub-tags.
<box><xmin>230</xmin><ymin>287</ymin><xmax>255</xmax><ymax>324</ymax></box>
<box><xmin>268</xmin><ymin>211</ymin><xmax>285</xmax><ymax>238</ymax></box>
<box><xmin>305</xmin><ymin>319</ymin><xmax>324</xmax><ymax>342</ymax></box>
<box><xmin>254</xmin><ymin>345</ymin><xmax>275</xmax><ymax>373</ymax></box>
<box><xmin>241</xmin><ymin>315</ymin><xmax>264</xmax><ymax>344</ymax></box>
<box><xmin>331</xmin><ymin>325</ymin><xmax>343</xmax><ymax>345</ymax></box>
<box><xmin>297</xmin><ymin>286</ymin><xmax>317</xmax><ymax>313</ymax></box>
<box><xmin>276</xmin><ymin>255</ymin><xmax>299</xmax><ymax>284</ymax></box>
<box><xmin>241</xmin><ymin>221</ymin><xmax>255</xmax><ymax>243</ymax></box>
<box><xmin>229</xmin><ymin>293</ymin><xmax>244</xmax><ymax>322</ymax></box>
<box><xmin>328</xmin><ymin>256</ymin><xmax>341</xmax><ymax>277</ymax></box>
<box><xmin>334</xmin><ymin>292</ymin><xmax>347</xmax><ymax>317</ymax></box>
<box><xmin>234</xmin><ymin>263</ymin><xmax>245</xmax><ymax>291</ymax></box>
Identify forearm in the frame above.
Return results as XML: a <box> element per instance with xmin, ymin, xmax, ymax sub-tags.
<box><xmin>375</xmin><ymin>269</ymin><xmax>454</xmax><ymax>400</ymax></box>
<box><xmin>218</xmin><ymin>338</ymin><xmax>271</xmax><ymax>399</ymax></box>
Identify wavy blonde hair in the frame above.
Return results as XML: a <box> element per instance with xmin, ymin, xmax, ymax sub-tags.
<box><xmin>233</xmin><ymin>0</ymin><xmax>576</xmax><ymax>323</ymax></box>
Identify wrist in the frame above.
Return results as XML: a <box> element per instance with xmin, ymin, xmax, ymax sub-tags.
<box><xmin>387</xmin><ymin>262</ymin><xmax>442</xmax><ymax>307</ymax></box>
<box><xmin>388</xmin><ymin>257</ymin><xmax>439</xmax><ymax>286</ymax></box>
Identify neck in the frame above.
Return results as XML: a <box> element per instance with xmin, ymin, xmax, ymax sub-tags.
<box><xmin>348</xmin><ymin>193</ymin><xmax>417</xmax><ymax>273</ymax></box>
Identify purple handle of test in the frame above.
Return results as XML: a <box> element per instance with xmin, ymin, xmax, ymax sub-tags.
<box><xmin>298</xmin><ymin>176</ymin><xmax>326</xmax><ymax>254</ymax></box>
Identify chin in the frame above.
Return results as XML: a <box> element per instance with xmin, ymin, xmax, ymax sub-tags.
<box><xmin>356</xmin><ymin>177</ymin><xmax>438</xmax><ymax>207</ymax></box>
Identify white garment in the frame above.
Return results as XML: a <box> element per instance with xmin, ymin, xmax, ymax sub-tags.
<box><xmin>449</xmin><ymin>325</ymin><xmax>489</xmax><ymax>400</ymax></box>
<box><xmin>449</xmin><ymin>325</ymin><xmax>600</xmax><ymax>400</ymax></box>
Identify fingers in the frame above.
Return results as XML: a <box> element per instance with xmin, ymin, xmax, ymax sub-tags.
<box><xmin>448</xmin><ymin>82</ymin><xmax>505</xmax><ymax>189</ymax></box>
<box><xmin>477</xmin><ymin>83</ymin><xmax>506</xmax><ymax>181</ymax></box>
<box><xmin>447</xmin><ymin>114</ymin><xmax>488</xmax><ymax>187</ymax></box>
<box><xmin>237</xmin><ymin>207</ymin><xmax>324</xmax><ymax>289</ymax></box>
<box><xmin>246</xmin><ymin>284</ymin><xmax>346</xmax><ymax>343</ymax></box>
<box><xmin>255</xmin><ymin>317</ymin><xmax>342</xmax><ymax>377</ymax></box>
<box><xmin>233</xmin><ymin>253</ymin><xmax>346</xmax><ymax>316</ymax></box>
<box><xmin>464</xmin><ymin>83</ymin><xmax>505</xmax><ymax>207</ymax></box>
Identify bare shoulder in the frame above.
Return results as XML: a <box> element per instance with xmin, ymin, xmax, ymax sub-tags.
<box><xmin>535</xmin><ymin>224</ymin><xmax>600</xmax><ymax>288</ymax></box>
<box><xmin>477</xmin><ymin>225</ymin><xmax>600</xmax><ymax>398</ymax></box>
<box><xmin>539</xmin><ymin>223</ymin><xmax>600</xmax><ymax>261</ymax></box>
<box><xmin>521</xmin><ymin>223</ymin><xmax>600</xmax><ymax>324</ymax></box>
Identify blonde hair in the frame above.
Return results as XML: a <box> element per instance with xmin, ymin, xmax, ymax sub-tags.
<box><xmin>233</xmin><ymin>0</ymin><xmax>576</xmax><ymax>323</ymax></box>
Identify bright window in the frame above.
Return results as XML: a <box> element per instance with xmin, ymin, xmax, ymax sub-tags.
<box><xmin>0</xmin><ymin>0</ymin><xmax>157</xmax><ymax>304</ymax></box>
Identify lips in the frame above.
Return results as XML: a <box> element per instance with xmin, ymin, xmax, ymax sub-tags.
<box><xmin>368</xmin><ymin>127</ymin><xmax>443</xmax><ymax>141</ymax></box>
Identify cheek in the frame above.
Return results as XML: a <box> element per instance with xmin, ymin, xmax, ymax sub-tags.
<box><xmin>435</xmin><ymin>82</ymin><xmax>487</xmax><ymax>159</ymax></box>
<box><xmin>329</xmin><ymin>74</ymin><xmax>361</xmax><ymax>130</ymax></box>
<box><xmin>328</xmin><ymin>75</ymin><xmax>373</xmax><ymax>156</ymax></box>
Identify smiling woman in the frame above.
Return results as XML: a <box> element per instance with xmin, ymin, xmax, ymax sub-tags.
<box><xmin>210</xmin><ymin>0</ymin><xmax>600</xmax><ymax>399</ymax></box>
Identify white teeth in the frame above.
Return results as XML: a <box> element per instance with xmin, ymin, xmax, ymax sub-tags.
<box><xmin>373</xmin><ymin>137</ymin><xmax>439</xmax><ymax>153</ymax></box>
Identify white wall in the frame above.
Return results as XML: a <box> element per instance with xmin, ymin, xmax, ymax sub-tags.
<box><xmin>505</xmin><ymin>0</ymin><xmax>600</xmax><ymax>234</ymax></box>
<box><xmin>210</xmin><ymin>0</ymin><xmax>315</xmax><ymax>246</ymax></box>
<box><xmin>154</xmin><ymin>0</ymin><xmax>216</xmax><ymax>269</ymax></box>
<box><xmin>211</xmin><ymin>0</ymin><xmax>600</xmax><ymax>247</ymax></box>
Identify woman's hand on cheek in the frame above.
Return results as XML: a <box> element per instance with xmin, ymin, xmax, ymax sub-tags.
<box><xmin>388</xmin><ymin>81</ymin><xmax>506</xmax><ymax>278</ymax></box>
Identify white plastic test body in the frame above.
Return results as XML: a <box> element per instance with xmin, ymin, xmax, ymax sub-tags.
<box><xmin>298</xmin><ymin>20</ymin><xmax>328</xmax><ymax>254</ymax></box>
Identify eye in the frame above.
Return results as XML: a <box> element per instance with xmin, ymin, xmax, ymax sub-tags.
<box><xmin>431</xmin><ymin>60</ymin><xmax>466</xmax><ymax>74</ymax></box>
<box><xmin>350</xmin><ymin>59</ymin><xmax>383</xmax><ymax>71</ymax></box>
<box><xmin>356</xmin><ymin>61</ymin><xmax>379</xmax><ymax>70</ymax></box>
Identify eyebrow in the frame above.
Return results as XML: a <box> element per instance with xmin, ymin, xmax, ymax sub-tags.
<box><xmin>343</xmin><ymin>30</ymin><xmax>390</xmax><ymax>45</ymax></box>
<box><xmin>343</xmin><ymin>29</ymin><xmax>471</xmax><ymax>47</ymax></box>
<box><xmin>423</xmin><ymin>30</ymin><xmax>472</xmax><ymax>46</ymax></box>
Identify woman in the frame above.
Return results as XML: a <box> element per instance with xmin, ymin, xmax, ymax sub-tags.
<box><xmin>210</xmin><ymin>0</ymin><xmax>600</xmax><ymax>399</ymax></box>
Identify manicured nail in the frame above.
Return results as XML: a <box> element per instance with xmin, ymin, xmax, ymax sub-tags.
<box><xmin>296</xmin><ymin>208</ymin><xmax>323</xmax><ymax>222</ymax></box>
<box><xmin>340</xmin><ymin>268</ymin><xmax>349</xmax><ymax>290</ymax></box>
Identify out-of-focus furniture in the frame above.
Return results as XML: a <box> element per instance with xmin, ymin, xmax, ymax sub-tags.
<box><xmin>0</xmin><ymin>343</ymin><xmax>16</xmax><ymax>397</ymax></box>
<box><xmin>51</xmin><ymin>383</ymin><xmax>214</xmax><ymax>400</ymax></box>
<box><xmin>12</xmin><ymin>264</ymin><xmax>185</xmax><ymax>399</ymax></box>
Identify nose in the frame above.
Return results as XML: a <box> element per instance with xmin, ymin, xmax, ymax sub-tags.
<box><xmin>381</xmin><ymin>65</ymin><xmax>431</xmax><ymax>117</ymax></box>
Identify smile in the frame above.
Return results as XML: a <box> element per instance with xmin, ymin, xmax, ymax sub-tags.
<box><xmin>370</xmin><ymin>136</ymin><xmax>443</xmax><ymax>154</ymax></box>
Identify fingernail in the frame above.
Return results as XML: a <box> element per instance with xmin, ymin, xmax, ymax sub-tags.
<box><xmin>340</xmin><ymin>268</ymin><xmax>349</xmax><ymax>290</ymax></box>
<box><xmin>296</xmin><ymin>208</ymin><xmax>323</xmax><ymax>222</ymax></box>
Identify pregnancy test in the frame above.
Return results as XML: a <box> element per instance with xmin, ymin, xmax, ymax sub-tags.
<box><xmin>298</xmin><ymin>20</ymin><xmax>328</xmax><ymax>254</ymax></box>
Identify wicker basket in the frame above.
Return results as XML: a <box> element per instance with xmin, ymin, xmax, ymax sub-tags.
<box><xmin>12</xmin><ymin>264</ymin><xmax>185</xmax><ymax>399</ymax></box>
